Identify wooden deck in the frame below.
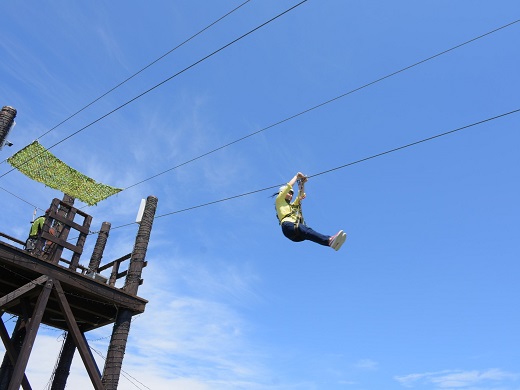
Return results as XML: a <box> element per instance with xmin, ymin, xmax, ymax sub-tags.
<box><xmin>0</xmin><ymin>240</ymin><xmax>147</xmax><ymax>333</ymax></box>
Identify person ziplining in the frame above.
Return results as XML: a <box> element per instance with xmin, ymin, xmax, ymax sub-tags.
<box><xmin>274</xmin><ymin>172</ymin><xmax>347</xmax><ymax>251</ymax></box>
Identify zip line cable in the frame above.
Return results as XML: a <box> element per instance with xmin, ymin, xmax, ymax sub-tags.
<box><xmin>61</xmin><ymin>106</ymin><xmax>520</xmax><ymax>242</ymax></box>
<box><xmin>0</xmin><ymin>0</ymin><xmax>253</xmax><ymax>170</ymax></box>
<box><xmin>0</xmin><ymin>185</ymin><xmax>39</xmax><ymax>209</ymax></box>
<box><xmin>89</xmin><ymin>346</ymin><xmax>151</xmax><ymax>390</ymax></box>
<box><xmin>0</xmin><ymin>0</ymin><xmax>308</xmax><ymax>181</ymax></box>
<box><xmin>122</xmin><ymin>18</ymin><xmax>520</xmax><ymax>191</ymax></box>
<box><xmin>107</xmin><ymin>107</ymin><xmax>520</xmax><ymax>231</ymax></box>
<box><xmin>34</xmin><ymin>0</ymin><xmax>254</xmax><ymax>143</ymax></box>
<box><xmin>1</xmin><ymin>16</ymin><xmax>518</xmax><ymax>212</ymax></box>
<box><xmin>307</xmin><ymin>108</ymin><xmax>520</xmax><ymax>180</ymax></box>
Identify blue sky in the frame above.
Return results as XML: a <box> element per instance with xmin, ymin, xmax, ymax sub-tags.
<box><xmin>1</xmin><ymin>1</ymin><xmax>519</xmax><ymax>389</ymax></box>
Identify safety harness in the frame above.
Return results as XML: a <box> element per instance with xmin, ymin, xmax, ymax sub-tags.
<box><xmin>293</xmin><ymin>178</ymin><xmax>306</xmax><ymax>228</ymax></box>
<box><xmin>276</xmin><ymin>178</ymin><xmax>307</xmax><ymax>228</ymax></box>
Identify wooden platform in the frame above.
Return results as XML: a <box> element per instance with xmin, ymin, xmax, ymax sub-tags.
<box><xmin>0</xmin><ymin>241</ymin><xmax>147</xmax><ymax>332</ymax></box>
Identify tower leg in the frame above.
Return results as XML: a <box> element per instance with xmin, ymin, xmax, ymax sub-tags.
<box><xmin>102</xmin><ymin>195</ymin><xmax>158</xmax><ymax>389</ymax></box>
<box><xmin>101</xmin><ymin>309</ymin><xmax>132</xmax><ymax>390</ymax></box>
<box><xmin>50</xmin><ymin>333</ymin><xmax>76</xmax><ymax>390</ymax></box>
<box><xmin>0</xmin><ymin>317</ymin><xmax>30</xmax><ymax>390</ymax></box>
<box><xmin>8</xmin><ymin>279</ymin><xmax>53</xmax><ymax>390</ymax></box>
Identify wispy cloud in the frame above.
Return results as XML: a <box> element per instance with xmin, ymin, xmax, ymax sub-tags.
<box><xmin>395</xmin><ymin>368</ymin><xmax>519</xmax><ymax>389</ymax></box>
<box><xmin>354</xmin><ymin>358</ymin><xmax>378</xmax><ymax>370</ymax></box>
<box><xmin>110</xmin><ymin>255</ymin><xmax>270</xmax><ymax>389</ymax></box>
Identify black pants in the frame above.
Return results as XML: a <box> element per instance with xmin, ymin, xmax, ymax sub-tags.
<box><xmin>281</xmin><ymin>222</ymin><xmax>330</xmax><ymax>246</ymax></box>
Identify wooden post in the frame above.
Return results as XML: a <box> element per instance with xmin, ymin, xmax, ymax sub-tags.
<box><xmin>0</xmin><ymin>106</ymin><xmax>16</xmax><ymax>149</ymax></box>
<box><xmin>50</xmin><ymin>195</ymin><xmax>75</xmax><ymax>265</ymax></box>
<box><xmin>38</xmin><ymin>198</ymin><xmax>60</xmax><ymax>260</ymax></box>
<box><xmin>88</xmin><ymin>222</ymin><xmax>111</xmax><ymax>272</ymax></box>
<box><xmin>124</xmin><ymin>195</ymin><xmax>158</xmax><ymax>296</ymax></box>
<box><xmin>102</xmin><ymin>196</ymin><xmax>157</xmax><ymax>390</ymax></box>
<box><xmin>100</xmin><ymin>310</ymin><xmax>132</xmax><ymax>390</ymax></box>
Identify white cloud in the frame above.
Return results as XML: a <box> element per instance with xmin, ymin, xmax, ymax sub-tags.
<box><xmin>102</xmin><ymin>256</ymin><xmax>268</xmax><ymax>389</ymax></box>
<box><xmin>395</xmin><ymin>368</ymin><xmax>519</xmax><ymax>389</ymax></box>
<box><xmin>354</xmin><ymin>358</ymin><xmax>378</xmax><ymax>370</ymax></box>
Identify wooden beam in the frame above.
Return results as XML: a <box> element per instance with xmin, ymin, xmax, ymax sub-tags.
<box><xmin>0</xmin><ymin>316</ymin><xmax>32</xmax><ymax>390</ymax></box>
<box><xmin>0</xmin><ymin>232</ymin><xmax>25</xmax><ymax>246</ymax></box>
<box><xmin>53</xmin><ymin>280</ymin><xmax>104</xmax><ymax>390</ymax></box>
<box><xmin>41</xmin><ymin>232</ymin><xmax>83</xmax><ymax>254</ymax></box>
<box><xmin>97</xmin><ymin>253</ymin><xmax>131</xmax><ymax>272</ymax></box>
<box><xmin>0</xmin><ymin>276</ymin><xmax>48</xmax><ymax>310</ymax></box>
<box><xmin>115</xmin><ymin>261</ymin><xmax>147</xmax><ymax>280</ymax></box>
<box><xmin>8</xmin><ymin>278</ymin><xmax>53</xmax><ymax>390</ymax></box>
<box><xmin>47</xmin><ymin>211</ymin><xmax>89</xmax><ymax>235</ymax></box>
<box><xmin>34</xmin><ymin>303</ymin><xmax>114</xmax><ymax>327</ymax></box>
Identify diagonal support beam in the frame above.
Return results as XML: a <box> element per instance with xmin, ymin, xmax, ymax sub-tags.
<box><xmin>52</xmin><ymin>280</ymin><xmax>104</xmax><ymax>390</ymax></box>
<box><xmin>0</xmin><ymin>316</ymin><xmax>32</xmax><ymax>390</ymax></box>
<box><xmin>0</xmin><ymin>276</ymin><xmax>49</xmax><ymax>310</ymax></box>
<box><xmin>8</xmin><ymin>278</ymin><xmax>53</xmax><ymax>390</ymax></box>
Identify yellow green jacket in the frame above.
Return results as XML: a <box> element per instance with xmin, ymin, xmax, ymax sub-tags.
<box><xmin>275</xmin><ymin>184</ymin><xmax>303</xmax><ymax>224</ymax></box>
<box><xmin>29</xmin><ymin>216</ymin><xmax>45</xmax><ymax>237</ymax></box>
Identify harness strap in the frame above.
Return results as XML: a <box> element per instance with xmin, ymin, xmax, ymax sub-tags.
<box><xmin>278</xmin><ymin>213</ymin><xmax>293</xmax><ymax>225</ymax></box>
<box><xmin>294</xmin><ymin>178</ymin><xmax>306</xmax><ymax>229</ymax></box>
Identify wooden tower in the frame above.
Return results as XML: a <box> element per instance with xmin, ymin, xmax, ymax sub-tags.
<box><xmin>0</xmin><ymin>194</ymin><xmax>158</xmax><ymax>389</ymax></box>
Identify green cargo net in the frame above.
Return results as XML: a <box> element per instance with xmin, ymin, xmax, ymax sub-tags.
<box><xmin>7</xmin><ymin>141</ymin><xmax>122</xmax><ymax>205</ymax></box>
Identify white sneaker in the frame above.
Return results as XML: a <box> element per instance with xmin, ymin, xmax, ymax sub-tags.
<box><xmin>329</xmin><ymin>230</ymin><xmax>344</xmax><ymax>249</ymax></box>
<box><xmin>332</xmin><ymin>232</ymin><xmax>347</xmax><ymax>251</ymax></box>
